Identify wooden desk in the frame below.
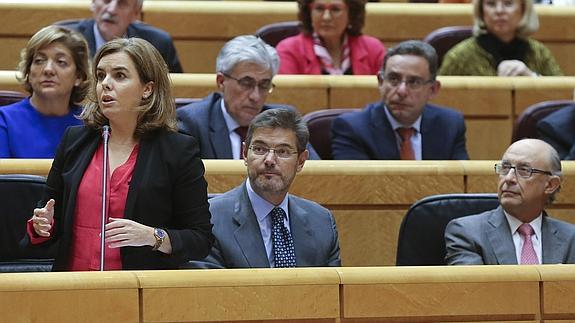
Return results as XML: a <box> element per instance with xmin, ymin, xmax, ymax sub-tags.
<box><xmin>4</xmin><ymin>266</ymin><xmax>575</xmax><ymax>322</ymax></box>
<box><xmin>539</xmin><ymin>265</ymin><xmax>575</xmax><ymax>321</ymax></box>
<box><xmin>2</xmin><ymin>2</ymin><xmax>575</xmax><ymax>74</ymax></box>
<box><xmin>338</xmin><ymin>266</ymin><xmax>541</xmax><ymax>322</ymax></box>
<box><xmin>4</xmin><ymin>71</ymin><xmax>574</xmax><ymax>160</ymax></box>
<box><xmin>0</xmin><ymin>271</ymin><xmax>139</xmax><ymax>322</ymax></box>
<box><xmin>135</xmin><ymin>268</ymin><xmax>340</xmax><ymax>322</ymax></box>
<box><xmin>2</xmin><ymin>160</ymin><xmax>574</xmax><ymax>266</ymax></box>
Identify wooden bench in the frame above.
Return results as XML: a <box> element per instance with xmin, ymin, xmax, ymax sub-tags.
<box><xmin>2</xmin><ymin>71</ymin><xmax>574</xmax><ymax>159</ymax></box>
<box><xmin>1</xmin><ymin>1</ymin><xmax>575</xmax><ymax>74</ymax></box>
<box><xmin>2</xmin><ymin>266</ymin><xmax>575</xmax><ymax>322</ymax></box>
<box><xmin>2</xmin><ymin>159</ymin><xmax>574</xmax><ymax>266</ymax></box>
<box><xmin>0</xmin><ymin>271</ymin><xmax>139</xmax><ymax>322</ymax></box>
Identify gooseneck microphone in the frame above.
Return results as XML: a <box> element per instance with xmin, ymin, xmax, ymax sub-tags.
<box><xmin>100</xmin><ymin>125</ymin><xmax>111</xmax><ymax>271</ymax></box>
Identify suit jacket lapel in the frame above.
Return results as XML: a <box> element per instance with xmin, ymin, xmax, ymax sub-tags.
<box><xmin>420</xmin><ymin>105</ymin><xmax>443</xmax><ymax>159</ymax></box>
<box><xmin>541</xmin><ymin>214</ymin><xmax>563</xmax><ymax>264</ymax></box>
<box><xmin>374</xmin><ymin>104</ymin><xmax>400</xmax><ymax>159</ymax></box>
<box><xmin>209</xmin><ymin>97</ymin><xmax>233</xmax><ymax>158</ymax></box>
<box><xmin>232</xmin><ymin>184</ymin><xmax>270</xmax><ymax>267</ymax></box>
<box><xmin>123</xmin><ymin>134</ymin><xmax>153</xmax><ymax>221</ymax></box>
<box><xmin>289</xmin><ymin>197</ymin><xmax>315</xmax><ymax>266</ymax></box>
<box><xmin>83</xmin><ymin>20</ymin><xmax>98</xmax><ymax>58</ymax></box>
<box><xmin>486</xmin><ymin>207</ymin><xmax>518</xmax><ymax>264</ymax></box>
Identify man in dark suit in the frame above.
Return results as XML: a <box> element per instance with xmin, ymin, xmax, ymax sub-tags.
<box><xmin>332</xmin><ymin>40</ymin><xmax>469</xmax><ymax>160</ymax></box>
<box><xmin>66</xmin><ymin>0</ymin><xmax>182</xmax><ymax>73</ymax></box>
<box><xmin>537</xmin><ymin>104</ymin><xmax>575</xmax><ymax>160</ymax></box>
<box><xmin>445</xmin><ymin>139</ymin><xmax>575</xmax><ymax>265</ymax></box>
<box><xmin>177</xmin><ymin>35</ymin><xmax>319</xmax><ymax>159</ymax></box>
<box><xmin>190</xmin><ymin>109</ymin><xmax>341</xmax><ymax>268</ymax></box>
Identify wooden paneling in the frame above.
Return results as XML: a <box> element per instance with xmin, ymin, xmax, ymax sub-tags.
<box><xmin>2</xmin><ymin>160</ymin><xmax>574</xmax><ymax>266</ymax></box>
<box><xmin>3</xmin><ymin>266</ymin><xmax>575</xmax><ymax>322</ymax></box>
<box><xmin>333</xmin><ymin>210</ymin><xmax>405</xmax><ymax>267</ymax></box>
<box><xmin>539</xmin><ymin>266</ymin><xmax>575</xmax><ymax>321</ymax></box>
<box><xmin>338</xmin><ymin>266</ymin><xmax>541</xmax><ymax>321</ymax></box>
<box><xmin>135</xmin><ymin>268</ymin><xmax>340</xmax><ymax>322</ymax></box>
<box><xmin>0</xmin><ymin>271</ymin><xmax>139</xmax><ymax>323</ymax></box>
<box><xmin>2</xmin><ymin>2</ymin><xmax>575</xmax><ymax>75</ymax></box>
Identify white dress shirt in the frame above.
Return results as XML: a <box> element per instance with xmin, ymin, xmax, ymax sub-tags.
<box><xmin>504</xmin><ymin>211</ymin><xmax>543</xmax><ymax>264</ymax></box>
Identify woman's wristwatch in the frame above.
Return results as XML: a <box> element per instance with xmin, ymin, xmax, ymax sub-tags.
<box><xmin>152</xmin><ymin>228</ymin><xmax>166</xmax><ymax>251</ymax></box>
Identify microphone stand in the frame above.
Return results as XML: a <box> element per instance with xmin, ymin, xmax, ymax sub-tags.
<box><xmin>100</xmin><ymin>125</ymin><xmax>111</xmax><ymax>271</ymax></box>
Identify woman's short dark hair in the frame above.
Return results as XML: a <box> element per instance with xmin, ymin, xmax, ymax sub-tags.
<box><xmin>80</xmin><ymin>38</ymin><xmax>177</xmax><ymax>137</ymax></box>
<box><xmin>17</xmin><ymin>25</ymin><xmax>90</xmax><ymax>106</ymax></box>
<box><xmin>297</xmin><ymin>0</ymin><xmax>367</xmax><ymax>36</ymax></box>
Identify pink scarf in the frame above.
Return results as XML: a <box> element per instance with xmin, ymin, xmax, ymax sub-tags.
<box><xmin>312</xmin><ymin>33</ymin><xmax>351</xmax><ymax>75</ymax></box>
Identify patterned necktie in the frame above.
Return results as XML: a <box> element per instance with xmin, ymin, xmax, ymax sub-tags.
<box><xmin>234</xmin><ymin>126</ymin><xmax>248</xmax><ymax>158</ymax></box>
<box><xmin>271</xmin><ymin>207</ymin><xmax>296</xmax><ymax>268</ymax></box>
<box><xmin>397</xmin><ymin>127</ymin><xmax>415</xmax><ymax>160</ymax></box>
<box><xmin>518</xmin><ymin>223</ymin><xmax>539</xmax><ymax>264</ymax></box>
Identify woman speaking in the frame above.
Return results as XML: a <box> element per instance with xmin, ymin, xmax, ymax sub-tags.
<box><xmin>26</xmin><ymin>38</ymin><xmax>214</xmax><ymax>271</ymax></box>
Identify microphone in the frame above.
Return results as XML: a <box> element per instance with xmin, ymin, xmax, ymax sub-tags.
<box><xmin>100</xmin><ymin>125</ymin><xmax>111</xmax><ymax>271</ymax></box>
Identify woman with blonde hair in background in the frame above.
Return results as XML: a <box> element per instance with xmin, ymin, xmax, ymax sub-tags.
<box><xmin>439</xmin><ymin>0</ymin><xmax>561</xmax><ymax>76</ymax></box>
<box><xmin>0</xmin><ymin>25</ymin><xmax>90</xmax><ymax>158</ymax></box>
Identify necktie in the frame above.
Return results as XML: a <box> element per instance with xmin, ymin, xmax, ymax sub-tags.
<box><xmin>234</xmin><ymin>126</ymin><xmax>248</xmax><ymax>158</ymax></box>
<box><xmin>397</xmin><ymin>127</ymin><xmax>415</xmax><ymax>160</ymax></box>
<box><xmin>518</xmin><ymin>223</ymin><xmax>539</xmax><ymax>264</ymax></box>
<box><xmin>270</xmin><ymin>207</ymin><xmax>296</xmax><ymax>268</ymax></box>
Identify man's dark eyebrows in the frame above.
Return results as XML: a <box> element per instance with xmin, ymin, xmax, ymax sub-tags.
<box><xmin>251</xmin><ymin>140</ymin><xmax>294</xmax><ymax>149</ymax></box>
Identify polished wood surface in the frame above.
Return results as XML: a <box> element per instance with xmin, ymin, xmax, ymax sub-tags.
<box><xmin>2</xmin><ymin>71</ymin><xmax>574</xmax><ymax>160</ymax></box>
<box><xmin>135</xmin><ymin>268</ymin><xmax>340</xmax><ymax>322</ymax></box>
<box><xmin>1</xmin><ymin>2</ymin><xmax>575</xmax><ymax>74</ymax></box>
<box><xmin>338</xmin><ymin>266</ymin><xmax>540</xmax><ymax>321</ymax></box>
<box><xmin>2</xmin><ymin>266</ymin><xmax>575</xmax><ymax>322</ymax></box>
<box><xmin>0</xmin><ymin>271</ymin><xmax>139</xmax><ymax>323</ymax></box>
<box><xmin>2</xmin><ymin>160</ymin><xmax>574</xmax><ymax>266</ymax></box>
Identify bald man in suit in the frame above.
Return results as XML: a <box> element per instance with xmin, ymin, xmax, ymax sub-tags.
<box><xmin>445</xmin><ymin>139</ymin><xmax>575</xmax><ymax>265</ymax></box>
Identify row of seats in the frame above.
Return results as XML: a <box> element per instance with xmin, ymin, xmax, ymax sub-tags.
<box><xmin>0</xmin><ymin>174</ymin><xmax>497</xmax><ymax>272</ymax></box>
<box><xmin>0</xmin><ymin>172</ymin><xmax>570</xmax><ymax>271</ymax></box>
<box><xmin>1</xmin><ymin>89</ymin><xmax>571</xmax><ymax>160</ymax></box>
<box><xmin>255</xmin><ymin>21</ymin><xmax>472</xmax><ymax>67</ymax></box>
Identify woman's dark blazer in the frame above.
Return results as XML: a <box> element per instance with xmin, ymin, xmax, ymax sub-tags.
<box><xmin>27</xmin><ymin>125</ymin><xmax>214</xmax><ymax>271</ymax></box>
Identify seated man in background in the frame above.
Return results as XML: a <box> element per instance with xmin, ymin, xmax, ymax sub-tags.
<box><xmin>190</xmin><ymin>109</ymin><xmax>341</xmax><ymax>268</ymax></box>
<box><xmin>537</xmin><ymin>104</ymin><xmax>575</xmax><ymax>160</ymax></box>
<box><xmin>68</xmin><ymin>0</ymin><xmax>183</xmax><ymax>73</ymax></box>
<box><xmin>331</xmin><ymin>40</ymin><xmax>469</xmax><ymax>160</ymax></box>
<box><xmin>177</xmin><ymin>35</ymin><xmax>319</xmax><ymax>159</ymax></box>
<box><xmin>445</xmin><ymin>139</ymin><xmax>575</xmax><ymax>265</ymax></box>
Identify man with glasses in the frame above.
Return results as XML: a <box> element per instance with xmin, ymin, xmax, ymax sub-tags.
<box><xmin>445</xmin><ymin>139</ymin><xmax>575</xmax><ymax>265</ymax></box>
<box><xmin>177</xmin><ymin>35</ymin><xmax>319</xmax><ymax>159</ymax></box>
<box><xmin>67</xmin><ymin>0</ymin><xmax>183</xmax><ymax>73</ymax></box>
<box><xmin>187</xmin><ymin>109</ymin><xmax>341</xmax><ymax>268</ymax></box>
<box><xmin>331</xmin><ymin>40</ymin><xmax>469</xmax><ymax>160</ymax></box>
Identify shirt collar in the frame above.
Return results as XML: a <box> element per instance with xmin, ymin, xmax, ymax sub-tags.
<box><xmin>220</xmin><ymin>99</ymin><xmax>241</xmax><ymax>133</ymax></box>
<box><xmin>92</xmin><ymin>23</ymin><xmax>128</xmax><ymax>52</ymax></box>
<box><xmin>504</xmin><ymin>210</ymin><xmax>543</xmax><ymax>239</ymax></box>
<box><xmin>246</xmin><ymin>178</ymin><xmax>289</xmax><ymax>223</ymax></box>
<box><xmin>383</xmin><ymin>104</ymin><xmax>422</xmax><ymax>133</ymax></box>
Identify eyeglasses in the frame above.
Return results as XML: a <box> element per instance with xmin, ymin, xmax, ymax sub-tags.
<box><xmin>494</xmin><ymin>163</ymin><xmax>553</xmax><ymax>179</ymax></box>
<box><xmin>222</xmin><ymin>73</ymin><xmax>275</xmax><ymax>94</ymax></box>
<box><xmin>380</xmin><ymin>73</ymin><xmax>435</xmax><ymax>91</ymax></box>
<box><xmin>309</xmin><ymin>3</ymin><xmax>346</xmax><ymax>17</ymax></box>
<box><xmin>249</xmin><ymin>145</ymin><xmax>298</xmax><ymax>159</ymax></box>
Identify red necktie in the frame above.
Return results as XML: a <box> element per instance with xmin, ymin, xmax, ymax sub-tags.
<box><xmin>235</xmin><ymin>126</ymin><xmax>248</xmax><ymax>158</ymax></box>
<box><xmin>397</xmin><ymin>127</ymin><xmax>415</xmax><ymax>160</ymax></box>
